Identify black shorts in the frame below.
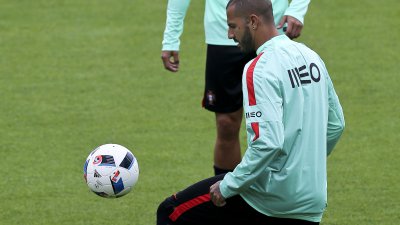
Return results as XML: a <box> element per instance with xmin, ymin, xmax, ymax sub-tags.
<box><xmin>202</xmin><ymin>45</ymin><xmax>256</xmax><ymax>113</ymax></box>
<box><xmin>157</xmin><ymin>174</ymin><xmax>320</xmax><ymax>225</ymax></box>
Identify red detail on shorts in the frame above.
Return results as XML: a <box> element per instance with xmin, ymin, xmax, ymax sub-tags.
<box><xmin>246</xmin><ymin>53</ymin><xmax>264</xmax><ymax>106</ymax></box>
<box><xmin>169</xmin><ymin>193</ymin><xmax>211</xmax><ymax>222</ymax></box>
<box><xmin>251</xmin><ymin>122</ymin><xmax>260</xmax><ymax>141</ymax></box>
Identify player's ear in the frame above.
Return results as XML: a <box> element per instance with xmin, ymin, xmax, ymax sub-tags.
<box><xmin>248</xmin><ymin>14</ymin><xmax>259</xmax><ymax>30</ymax></box>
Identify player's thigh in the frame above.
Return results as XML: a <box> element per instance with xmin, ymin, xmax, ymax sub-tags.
<box><xmin>157</xmin><ymin>174</ymin><xmax>320</xmax><ymax>225</ymax></box>
<box><xmin>158</xmin><ymin>174</ymin><xmax>249</xmax><ymax>225</ymax></box>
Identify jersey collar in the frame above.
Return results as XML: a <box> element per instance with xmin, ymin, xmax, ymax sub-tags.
<box><xmin>256</xmin><ymin>34</ymin><xmax>289</xmax><ymax>55</ymax></box>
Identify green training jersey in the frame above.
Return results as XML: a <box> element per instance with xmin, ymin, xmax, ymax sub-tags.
<box><xmin>162</xmin><ymin>0</ymin><xmax>310</xmax><ymax>50</ymax></box>
<box><xmin>219</xmin><ymin>35</ymin><xmax>345</xmax><ymax>222</ymax></box>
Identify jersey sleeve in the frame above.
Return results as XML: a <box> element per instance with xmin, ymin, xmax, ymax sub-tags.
<box><xmin>284</xmin><ymin>0</ymin><xmax>311</xmax><ymax>24</ymax></box>
<box><xmin>326</xmin><ymin>74</ymin><xmax>345</xmax><ymax>155</ymax></box>
<box><xmin>161</xmin><ymin>0</ymin><xmax>191</xmax><ymax>51</ymax></box>
<box><xmin>220</xmin><ymin>55</ymin><xmax>285</xmax><ymax>198</ymax></box>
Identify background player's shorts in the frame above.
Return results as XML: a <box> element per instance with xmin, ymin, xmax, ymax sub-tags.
<box><xmin>202</xmin><ymin>45</ymin><xmax>256</xmax><ymax>113</ymax></box>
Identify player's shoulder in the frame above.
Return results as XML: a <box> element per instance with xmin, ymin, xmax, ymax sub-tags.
<box><xmin>243</xmin><ymin>52</ymin><xmax>268</xmax><ymax>76</ymax></box>
<box><xmin>272</xmin><ymin>37</ymin><xmax>320</xmax><ymax>63</ymax></box>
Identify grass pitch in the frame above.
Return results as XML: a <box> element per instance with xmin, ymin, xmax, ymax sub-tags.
<box><xmin>0</xmin><ymin>0</ymin><xmax>399</xmax><ymax>224</ymax></box>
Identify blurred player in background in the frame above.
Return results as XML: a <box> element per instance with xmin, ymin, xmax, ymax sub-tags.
<box><xmin>157</xmin><ymin>0</ymin><xmax>345</xmax><ymax>224</ymax></box>
<box><xmin>161</xmin><ymin>0</ymin><xmax>311</xmax><ymax>175</ymax></box>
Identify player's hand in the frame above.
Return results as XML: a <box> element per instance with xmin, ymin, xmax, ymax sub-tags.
<box><xmin>161</xmin><ymin>50</ymin><xmax>180</xmax><ymax>72</ymax></box>
<box><xmin>209</xmin><ymin>181</ymin><xmax>226</xmax><ymax>207</ymax></box>
<box><xmin>277</xmin><ymin>15</ymin><xmax>303</xmax><ymax>39</ymax></box>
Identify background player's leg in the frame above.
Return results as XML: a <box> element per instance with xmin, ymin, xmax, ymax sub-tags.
<box><xmin>203</xmin><ymin>45</ymin><xmax>253</xmax><ymax>175</ymax></box>
<box><xmin>213</xmin><ymin>109</ymin><xmax>243</xmax><ymax>174</ymax></box>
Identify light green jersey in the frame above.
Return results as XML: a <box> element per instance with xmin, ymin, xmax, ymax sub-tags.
<box><xmin>219</xmin><ymin>35</ymin><xmax>345</xmax><ymax>222</ymax></box>
<box><xmin>162</xmin><ymin>0</ymin><xmax>310</xmax><ymax>50</ymax></box>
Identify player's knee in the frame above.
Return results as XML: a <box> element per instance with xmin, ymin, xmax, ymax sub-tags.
<box><xmin>216</xmin><ymin>113</ymin><xmax>241</xmax><ymax>131</ymax></box>
<box><xmin>216</xmin><ymin>117</ymin><xmax>240</xmax><ymax>139</ymax></box>
<box><xmin>157</xmin><ymin>196</ymin><xmax>176</xmax><ymax>225</ymax></box>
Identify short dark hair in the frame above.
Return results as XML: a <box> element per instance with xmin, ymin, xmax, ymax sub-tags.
<box><xmin>227</xmin><ymin>0</ymin><xmax>274</xmax><ymax>23</ymax></box>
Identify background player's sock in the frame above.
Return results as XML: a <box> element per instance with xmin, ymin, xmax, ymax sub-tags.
<box><xmin>214</xmin><ymin>166</ymin><xmax>233</xmax><ymax>175</ymax></box>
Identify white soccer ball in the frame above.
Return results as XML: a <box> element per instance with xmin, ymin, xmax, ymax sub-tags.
<box><xmin>83</xmin><ymin>144</ymin><xmax>139</xmax><ymax>198</ymax></box>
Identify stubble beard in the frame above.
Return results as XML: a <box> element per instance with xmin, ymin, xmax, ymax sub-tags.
<box><xmin>239</xmin><ymin>26</ymin><xmax>254</xmax><ymax>53</ymax></box>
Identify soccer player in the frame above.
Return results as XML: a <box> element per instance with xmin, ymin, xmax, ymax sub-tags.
<box><xmin>157</xmin><ymin>0</ymin><xmax>345</xmax><ymax>224</ymax></box>
<box><xmin>161</xmin><ymin>0</ymin><xmax>311</xmax><ymax>175</ymax></box>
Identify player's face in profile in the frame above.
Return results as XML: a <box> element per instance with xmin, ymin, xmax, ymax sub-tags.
<box><xmin>227</xmin><ymin>5</ymin><xmax>254</xmax><ymax>53</ymax></box>
<box><xmin>238</xmin><ymin>26</ymin><xmax>253</xmax><ymax>53</ymax></box>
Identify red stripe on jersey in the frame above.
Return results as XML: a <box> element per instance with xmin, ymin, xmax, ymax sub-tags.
<box><xmin>246</xmin><ymin>52</ymin><xmax>264</xmax><ymax>106</ymax></box>
<box><xmin>169</xmin><ymin>193</ymin><xmax>211</xmax><ymax>222</ymax></box>
<box><xmin>251</xmin><ymin>122</ymin><xmax>260</xmax><ymax>141</ymax></box>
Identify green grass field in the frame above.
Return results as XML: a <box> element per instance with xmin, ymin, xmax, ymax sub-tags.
<box><xmin>0</xmin><ymin>0</ymin><xmax>399</xmax><ymax>224</ymax></box>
